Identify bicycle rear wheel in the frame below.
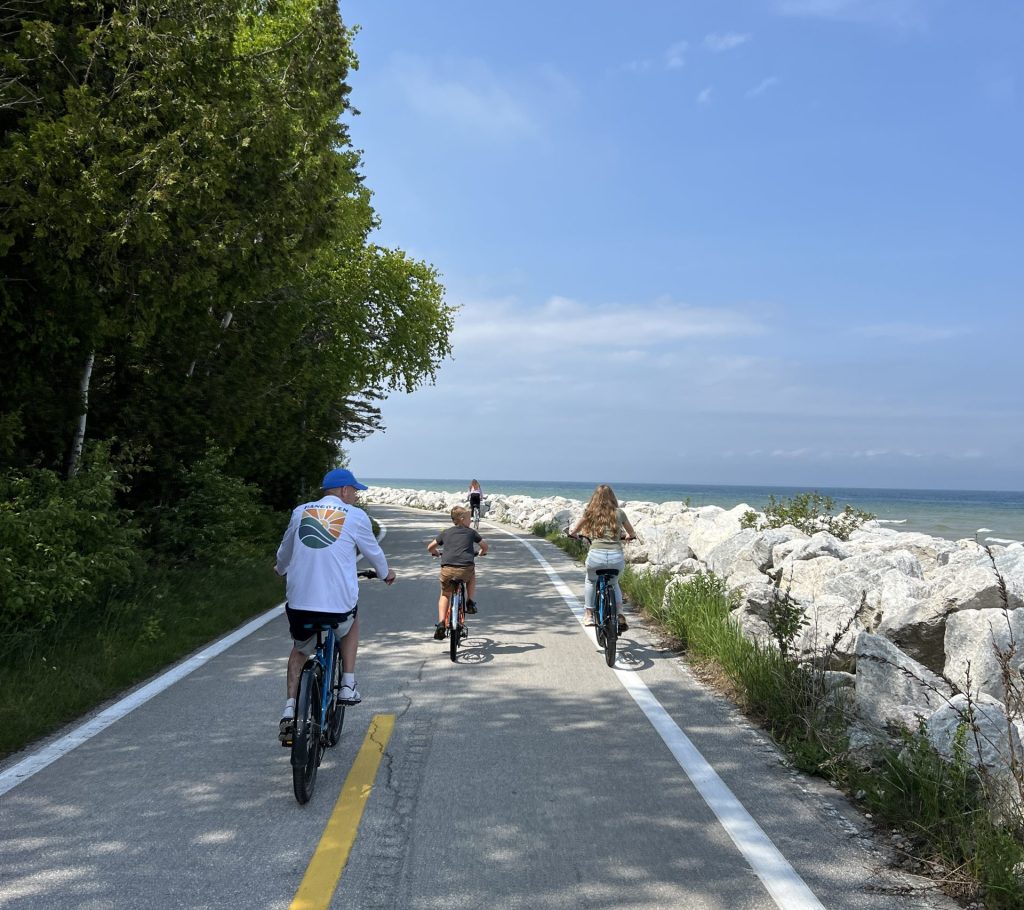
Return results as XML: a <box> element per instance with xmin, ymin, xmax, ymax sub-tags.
<box><xmin>292</xmin><ymin>663</ymin><xmax>323</xmax><ymax>804</ymax></box>
<box><xmin>601</xmin><ymin>585</ymin><xmax>618</xmax><ymax>667</ymax></box>
<box><xmin>325</xmin><ymin>640</ymin><xmax>345</xmax><ymax>747</ymax></box>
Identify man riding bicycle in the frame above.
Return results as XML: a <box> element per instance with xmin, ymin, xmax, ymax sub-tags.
<box><xmin>274</xmin><ymin>468</ymin><xmax>395</xmax><ymax>743</ymax></box>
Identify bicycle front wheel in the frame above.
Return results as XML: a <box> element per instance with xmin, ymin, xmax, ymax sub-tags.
<box><xmin>292</xmin><ymin>663</ymin><xmax>322</xmax><ymax>804</ymax></box>
<box><xmin>325</xmin><ymin>640</ymin><xmax>345</xmax><ymax>747</ymax></box>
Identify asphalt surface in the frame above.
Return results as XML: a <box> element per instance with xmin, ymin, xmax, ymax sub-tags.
<box><xmin>0</xmin><ymin>505</ymin><xmax>961</xmax><ymax>910</ymax></box>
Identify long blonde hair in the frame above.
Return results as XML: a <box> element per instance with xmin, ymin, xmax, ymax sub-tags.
<box><xmin>577</xmin><ymin>484</ymin><xmax>620</xmax><ymax>539</ymax></box>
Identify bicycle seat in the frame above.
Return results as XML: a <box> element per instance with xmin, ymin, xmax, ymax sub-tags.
<box><xmin>595</xmin><ymin>568</ymin><xmax>620</xmax><ymax>577</ymax></box>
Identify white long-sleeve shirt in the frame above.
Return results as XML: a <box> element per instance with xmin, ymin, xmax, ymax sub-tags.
<box><xmin>275</xmin><ymin>495</ymin><xmax>389</xmax><ymax>614</ymax></box>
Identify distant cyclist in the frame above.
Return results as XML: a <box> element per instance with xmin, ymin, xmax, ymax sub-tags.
<box><xmin>274</xmin><ymin>468</ymin><xmax>395</xmax><ymax>743</ymax></box>
<box><xmin>427</xmin><ymin>505</ymin><xmax>489</xmax><ymax>637</ymax></box>
<box><xmin>569</xmin><ymin>484</ymin><xmax>636</xmax><ymax>629</ymax></box>
<box><xmin>467</xmin><ymin>479</ymin><xmax>485</xmax><ymax>526</ymax></box>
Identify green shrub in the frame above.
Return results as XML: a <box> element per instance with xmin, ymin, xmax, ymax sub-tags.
<box><xmin>740</xmin><ymin>491</ymin><xmax>875</xmax><ymax>541</ymax></box>
<box><xmin>0</xmin><ymin>449</ymin><xmax>141</xmax><ymax>655</ymax></box>
<box><xmin>150</xmin><ymin>447</ymin><xmax>277</xmax><ymax>565</ymax></box>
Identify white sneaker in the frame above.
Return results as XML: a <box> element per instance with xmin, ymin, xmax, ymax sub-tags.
<box><xmin>339</xmin><ymin>683</ymin><xmax>361</xmax><ymax>705</ymax></box>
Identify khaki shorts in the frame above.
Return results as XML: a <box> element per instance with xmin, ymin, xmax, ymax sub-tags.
<box><xmin>439</xmin><ymin>564</ymin><xmax>475</xmax><ymax>595</ymax></box>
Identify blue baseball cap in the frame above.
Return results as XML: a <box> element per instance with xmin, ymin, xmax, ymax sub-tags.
<box><xmin>322</xmin><ymin>468</ymin><xmax>368</xmax><ymax>491</ymax></box>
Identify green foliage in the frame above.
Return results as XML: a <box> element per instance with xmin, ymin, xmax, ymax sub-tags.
<box><xmin>532</xmin><ymin>519</ymin><xmax>589</xmax><ymax>561</ymax></box>
<box><xmin>149</xmin><ymin>447</ymin><xmax>277</xmax><ymax>565</ymax></box>
<box><xmin>764</xmin><ymin>584</ymin><xmax>809</xmax><ymax>659</ymax></box>
<box><xmin>0</xmin><ymin>448</ymin><xmax>141</xmax><ymax>654</ymax></box>
<box><xmin>740</xmin><ymin>491</ymin><xmax>875</xmax><ymax>541</ymax></box>
<box><xmin>0</xmin><ymin>1</ymin><xmax>453</xmax><ymax>506</ymax></box>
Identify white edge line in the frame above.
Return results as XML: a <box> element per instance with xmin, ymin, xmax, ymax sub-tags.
<box><xmin>488</xmin><ymin>521</ymin><xmax>826</xmax><ymax>910</ymax></box>
<box><xmin>1</xmin><ymin>525</ymin><xmax>389</xmax><ymax>798</ymax></box>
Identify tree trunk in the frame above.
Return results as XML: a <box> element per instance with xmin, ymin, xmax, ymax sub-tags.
<box><xmin>65</xmin><ymin>349</ymin><xmax>95</xmax><ymax>479</ymax></box>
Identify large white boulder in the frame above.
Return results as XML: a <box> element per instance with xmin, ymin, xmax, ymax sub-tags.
<box><xmin>944</xmin><ymin>608</ymin><xmax>1024</xmax><ymax>701</ymax></box>
<box><xmin>854</xmin><ymin>632</ymin><xmax>952</xmax><ymax>733</ymax></box>
<box><xmin>687</xmin><ymin>504</ymin><xmax>751</xmax><ymax>562</ymax></box>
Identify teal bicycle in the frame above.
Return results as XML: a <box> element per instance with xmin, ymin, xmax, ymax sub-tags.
<box><xmin>569</xmin><ymin>532</ymin><xmax>628</xmax><ymax>668</ymax></box>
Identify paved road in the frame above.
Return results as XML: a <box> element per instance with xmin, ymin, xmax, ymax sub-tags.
<box><xmin>0</xmin><ymin>505</ymin><xmax>955</xmax><ymax>910</ymax></box>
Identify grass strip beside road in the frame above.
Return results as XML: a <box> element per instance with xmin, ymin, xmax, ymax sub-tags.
<box><xmin>0</xmin><ymin>561</ymin><xmax>285</xmax><ymax>761</ymax></box>
<box><xmin>290</xmin><ymin>714</ymin><xmax>396</xmax><ymax>910</ymax></box>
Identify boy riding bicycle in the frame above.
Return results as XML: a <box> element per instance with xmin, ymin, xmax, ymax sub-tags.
<box><xmin>427</xmin><ymin>506</ymin><xmax>488</xmax><ymax>639</ymax></box>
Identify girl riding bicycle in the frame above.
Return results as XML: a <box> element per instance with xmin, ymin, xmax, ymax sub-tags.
<box><xmin>570</xmin><ymin>484</ymin><xmax>636</xmax><ymax>629</ymax></box>
<box><xmin>467</xmin><ymin>479</ymin><xmax>485</xmax><ymax>526</ymax></box>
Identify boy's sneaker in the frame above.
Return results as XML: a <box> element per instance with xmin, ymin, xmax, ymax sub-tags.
<box><xmin>339</xmin><ymin>683</ymin><xmax>361</xmax><ymax>705</ymax></box>
<box><xmin>466</xmin><ymin>599</ymin><xmax>478</xmax><ymax>614</ymax></box>
<box><xmin>617</xmin><ymin>614</ymin><xmax>629</xmax><ymax>633</ymax></box>
<box><xmin>433</xmin><ymin>623</ymin><xmax>446</xmax><ymax>640</ymax></box>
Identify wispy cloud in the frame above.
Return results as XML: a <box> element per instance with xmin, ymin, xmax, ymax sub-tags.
<box><xmin>456</xmin><ymin>295</ymin><xmax>766</xmax><ymax>353</ymax></box>
<box><xmin>854</xmin><ymin>323</ymin><xmax>972</xmax><ymax>343</ymax></box>
<box><xmin>774</xmin><ymin>0</ymin><xmax>928</xmax><ymax>29</ymax></box>
<box><xmin>704</xmin><ymin>32</ymin><xmax>752</xmax><ymax>52</ymax></box>
<box><xmin>747</xmin><ymin>76</ymin><xmax>782</xmax><ymax>98</ymax></box>
<box><xmin>697</xmin><ymin>87</ymin><xmax>713</xmax><ymax>105</ymax></box>
<box><xmin>386</xmin><ymin>55</ymin><xmax>573</xmax><ymax>139</ymax></box>
<box><xmin>666</xmin><ymin>41</ymin><xmax>689</xmax><ymax>69</ymax></box>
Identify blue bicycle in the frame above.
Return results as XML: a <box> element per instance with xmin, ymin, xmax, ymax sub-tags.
<box><xmin>291</xmin><ymin>568</ymin><xmax>376</xmax><ymax>804</ymax></box>
<box><xmin>569</xmin><ymin>532</ymin><xmax>625</xmax><ymax>668</ymax></box>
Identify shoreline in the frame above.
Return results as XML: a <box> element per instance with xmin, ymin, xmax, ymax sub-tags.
<box><xmin>362</xmin><ymin>478</ymin><xmax>1024</xmax><ymax>545</ymax></box>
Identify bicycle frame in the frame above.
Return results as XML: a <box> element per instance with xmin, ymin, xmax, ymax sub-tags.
<box><xmin>312</xmin><ymin>626</ymin><xmax>336</xmax><ymax>729</ymax></box>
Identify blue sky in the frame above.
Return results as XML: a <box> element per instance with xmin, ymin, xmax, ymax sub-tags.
<box><xmin>342</xmin><ymin>0</ymin><xmax>1022</xmax><ymax>491</ymax></box>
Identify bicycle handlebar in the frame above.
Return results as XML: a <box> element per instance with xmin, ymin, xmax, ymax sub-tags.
<box><xmin>357</xmin><ymin>568</ymin><xmax>378</xmax><ymax>579</ymax></box>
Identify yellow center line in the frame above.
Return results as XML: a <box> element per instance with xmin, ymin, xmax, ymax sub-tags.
<box><xmin>290</xmin><ymin>713</ymin><xmax>396</xmax><ymax>910</ymax></box>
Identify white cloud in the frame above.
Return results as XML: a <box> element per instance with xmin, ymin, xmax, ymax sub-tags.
<box><xmin>697</xmin><ymin>87</ymin><xmax>713</xmax><ymax>105</ymax></box>
<box><xmin>747</xmin><ymin>76</ymin><xmax>782</xmax><ymax>98</ymax></box>
<box><xmin>774</xmin><ymin>0</ymin><xmax>928</xmax><ymax>29</ymax></box>
<box><xmin>704</xmin><ymin>32</ymin><xmax>752</xmax><ymax>52</ymax></box>
<box><xmin>666</xmin><ymin>41</ymin><xmax>689</xmax><ymax>69</ymax></box>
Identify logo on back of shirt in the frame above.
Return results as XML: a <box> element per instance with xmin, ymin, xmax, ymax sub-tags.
<box><xmin>299</xmin><ymin>506</ymin><xmax>346</xmax><ymax>549</ymax></box>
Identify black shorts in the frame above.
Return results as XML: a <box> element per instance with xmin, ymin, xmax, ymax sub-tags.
<box><xmin>469</xmin><ymin>493</ymin><xmax>482</xmax><ymax>512</ymax></box>
<box><xmin>285</xmin><ymin>605</ymin><xmax>357</xmax><ymax>641</ymax></box>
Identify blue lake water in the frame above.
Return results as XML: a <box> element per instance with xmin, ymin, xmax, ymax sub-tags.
<box><xmin>363</xmin><ymin>477</ymin><xmax>1024</xmax><ymax>545</ymax></box>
